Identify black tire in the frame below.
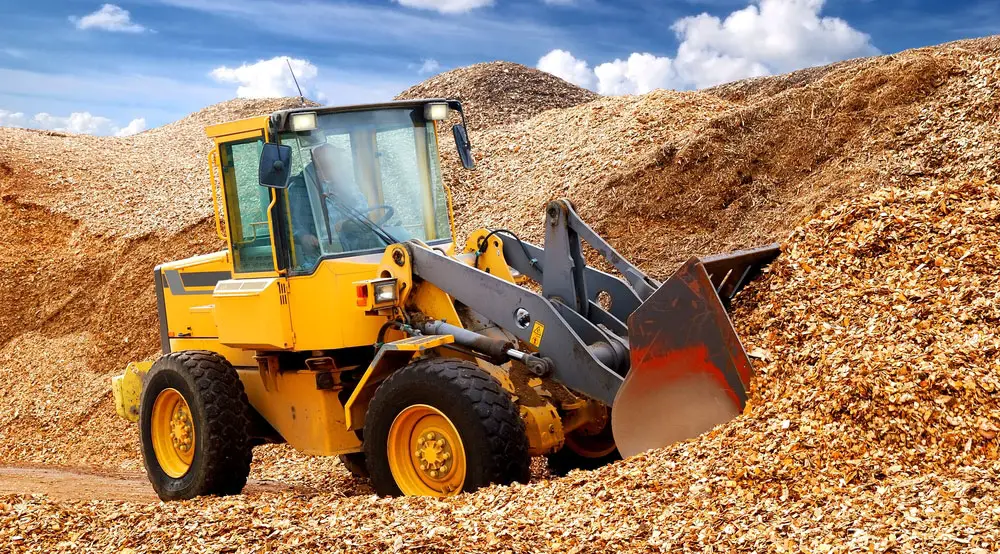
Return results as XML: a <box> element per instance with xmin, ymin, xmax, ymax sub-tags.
<box><xmin>339</xmin><ymin>453</ymin><xmax>369</xmax><ymax>479</ymax></box>
<box><xmin>363</xmin><ymin>358</ymin><xmax>530</xmax><ymax>496</ymax></box>
<box><xmin>139</xmin><ymin>350</ymin><xmax>253</xmax><ymax>501</ymax></box>
<box><xmin>546</xmin><ymin>416</ymin><xmax>621</xmax><ymax>476</ymax></box>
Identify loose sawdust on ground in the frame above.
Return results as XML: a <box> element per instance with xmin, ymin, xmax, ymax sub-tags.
<box><xmin>2</xmin><ymin>36</ymin><xmax>1000</xmax><ymax>552</ymax></box>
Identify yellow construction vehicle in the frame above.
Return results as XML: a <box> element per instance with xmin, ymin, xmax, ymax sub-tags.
<box><xmin>112</xmin><ymin>99</ymin><xmax>778</xmax><ymax>500</ymax></box>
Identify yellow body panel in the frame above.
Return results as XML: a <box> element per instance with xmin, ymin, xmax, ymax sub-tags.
<box><xmin>111</xmin><ymin>361</ymin><xmax>153</xmax><ymax>422</ymax></box>
<box><xmin>286</xmin><ymin>254</ymin><xmax>387</xmax><ymax>350</ymax></box>
<box><xmin>205</xmin><ymin>116</ymin><xmax>271</xmax><ymax>140</ymax></box>
<box><xmin>237</xmin><ymin>368</ymin><xmax>363</xmax><ymax>456</ymax></box>
<box><xmin>159</xmin><ymin>251</ymin><xmax>231</xmax><ymax>341</ymax></box>
<box><xmin>521</xmin><ymin>403</ymin><xmax>564</xmax><ymax>456</ymax></box>
<box><xmin>462</xmin><ymin>230</ymin><xmax>518</xmax><ymax>283</ymax></box>
<box><xmin>407</xmin><ymin>281</ymin><xmax>463</xmax><ymax>324</ymax></box>
<box><xmin>214</xmin><ymin>278</ymin><xmax>294</xmax><ymax>350</ymax></box>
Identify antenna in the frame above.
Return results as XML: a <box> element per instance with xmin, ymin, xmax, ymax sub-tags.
<box><xmin>286</xmin><ymin>57</ymin><xmax>305</xmax><ymax>106</ymax></box>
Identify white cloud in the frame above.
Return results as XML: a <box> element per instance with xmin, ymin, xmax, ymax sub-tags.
<box><xmin>394</xmin><ymin>0</ymin><xmax>494</xmax><ymax>14</ymax></box>
<box><xmin>418</xmin><ymin>59</ymin><xmax>442</xmax><ymax>75</ymax></box>
<box><xmin>114</xmin><ymin>117</ymin><xmax>147</xmax><ymax>136</ymax></box>
<box><xmin>537</xmin><ymin>0</ymin><xmax>876</xmax><ymax>93</ymax></box>
<box><xmin>594</xmin><ymin>53</ymin><xmax>677</xmax><ymax>95</ymax></box>
<box><xmin>71</xmin><ymin>4</ymin><xmax>148</xmax><ymax>33</ymax></box>
<box><xmin>210</xmin><ymin>56</ymin><xmax>318</xmax><ymax>99</ymax></box>
<box><xmin>537</xmin><ymin>49</ymin><xmax>595</xmax><ymax>89</ymax></box>
<box><xmin>0</xmin><ymin>109</ymin><xmax>146</xmax><ymax>136</ymax></box>
<box><xmin>0</xmin><ymin>110</ymin><xmax>28</xmax><ymax>128</ymax></box>
<box><xmin>1</xmin><ymin>48</ymin><xmax>26</xmax><ymax>59</ymax></box>
<box><xmin>671</xmin><ymin>0</ymin><xmax>876</xmax><ymax>83</ymax></box>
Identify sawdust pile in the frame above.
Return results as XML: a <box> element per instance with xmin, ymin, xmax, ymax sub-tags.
<box><xmin>396</xmin><ymin>61</ymin><xmax>599</xmax><ymax>130</ymax></box>
<box><xmin>448</xmin><ymin>41</ymin><xmax>981</xmax><ymax>279</ymax></box>
<box><xmin>2</xmin><ymin>35</ymin><xmax>1000</xmax><ymax>553</ymax></box>
<box><xmin>0</xmin><ymin>98</ymin><xmax>308</xmax><ymax>238</ymax></box>
<box><xmin>0</xmin><ymin>98</ymin><xmax>302</xmax><ymax>469</ymax></box>
<box><xmin>5</xmin><ymin>167</ymin><xmax>1000</xmax><ymax>552</ymax></box>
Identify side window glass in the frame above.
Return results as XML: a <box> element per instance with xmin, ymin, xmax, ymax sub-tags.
<box><xmin>221</xmin><ymin>138</ymin><xmax>275</xmax><ymax>273</ymax></box>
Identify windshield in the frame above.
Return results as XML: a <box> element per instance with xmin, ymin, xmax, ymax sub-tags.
<box><xmin>280</xmin><ymin>108</ymin><xmax>451</xmax><ymax>273</ymax></box>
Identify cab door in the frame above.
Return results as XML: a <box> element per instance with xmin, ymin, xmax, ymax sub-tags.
<box><xmin>212</xmin><ymin>131</ymin><xmax>295</xmax><ymax>350</ymax></box>
<box><xmin>219</xmin><ymin>134</ymin><xmax>279</xmax><ymax>274</ymax></box>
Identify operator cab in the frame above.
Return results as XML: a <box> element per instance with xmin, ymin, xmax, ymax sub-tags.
<box><xmin>254</xmin><ymin>100</ymin><xmax>473</xmax><ymax>274</ymax></box>
<box><xmin>198</xmin><ymin>99</ymin><xmax>475</xmax><ymax>352</ymax></box>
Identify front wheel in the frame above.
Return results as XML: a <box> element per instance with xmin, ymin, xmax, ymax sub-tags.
<box><xmin>363</xmin><ymin>358</ymin><xmax>530</xmax><ymax>497</ymax></box>
<box><xmin>139</xmin><ymin>350</ymin><xmax>253</xmax><ymax>501</ymax></box>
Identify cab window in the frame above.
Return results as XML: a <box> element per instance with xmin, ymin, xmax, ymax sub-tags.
<box><xmin>279</xmin><ymin>108</ymin><xmax>451</xmax><ymax>274</ymax></box>
<box><xmin>219</xmin><ymin>137</ymin><xmax>275</xmax><ymax>274</ymax></box>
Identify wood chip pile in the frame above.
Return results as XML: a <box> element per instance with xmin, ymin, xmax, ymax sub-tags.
<box><xmin>396</xmin><ymin>61</ymin><xmax>599</xmax><ymax>130</ymax></box>
<box><xmin>0</xmin><ymin>99</ymin><xmax>302</xmax><ymax>469</ymax></box>
<box><xmin>2</xmin><ymin>36</ymin><xmax>1000</xmax><ymax>552</ymax></box>
<box><xmin>445</xmin><ymin>39</ymin><xmax>981</xmax><ymax>278</ymax></box>
<box><xmin>0</xmin><ymin>98</ymin><xmax>307</xmax><ymax>238</ymax></box>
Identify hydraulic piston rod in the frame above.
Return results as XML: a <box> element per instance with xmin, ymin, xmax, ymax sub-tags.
<box><xmin>415</xmin><ymin>319</ymin><xmax>554</xmax><ymax>375</ymax></box>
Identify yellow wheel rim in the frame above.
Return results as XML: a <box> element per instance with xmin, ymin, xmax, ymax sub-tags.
<box><xmin>387</xmin><ymin>404</ymin><xmax>466</xmax><ymax>497</ymax></box>
<box><xmin>150</xmin><ymin>388</ymin><xmax>196</xmax><ymax>478</ymax></box>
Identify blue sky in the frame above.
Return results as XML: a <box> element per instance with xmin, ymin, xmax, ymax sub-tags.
<box><xmin>1</xmin><ymin>0</ymin><xmax>998</xmax><ymax>134</ymax></box>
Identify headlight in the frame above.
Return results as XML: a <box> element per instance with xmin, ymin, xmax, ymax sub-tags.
<box><xmin>373</xmin><ymin>279</ymin><xmax>397</xmax><ymax>304</ymax></box>
<box><xmin>289</xmin><ymin>112</ymin><xmax>318</xmax><ymax>132</ymax></box>
<box><xmin>424</xmin><ymin>103</ymin><xmax>450</xmax><ymax>121</ymax></box>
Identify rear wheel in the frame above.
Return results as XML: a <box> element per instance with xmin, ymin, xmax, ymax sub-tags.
<box><xmin>364</xmin><ymin>358</ymin><xmax>530</xmax><ymax>497</ymax></box>
<box><xmin>139</xmin><ymin>350</ymin><xmax>253</xmax><ymax>500</ymax></box>
<box><xmin>338</xmin><ymin>453</ymin><xmax>369</xmax><ymax>479</ymax></box>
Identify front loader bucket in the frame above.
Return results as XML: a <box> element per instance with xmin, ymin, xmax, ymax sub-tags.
<box><xmin>611</xmin><ymin>244</ymin><xmax>780</xmax><ymax>458</ymax></box>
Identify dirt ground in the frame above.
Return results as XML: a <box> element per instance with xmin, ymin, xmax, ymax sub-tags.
<box><xmin>0</xmin><ymin>466</ymin><xmax>307</xmax><ymax>503</ymax></box>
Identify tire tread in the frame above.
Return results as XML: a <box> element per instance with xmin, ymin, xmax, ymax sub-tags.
<box><xmin>141</xmin><ymin>350</ymin><xmax>252</xmax><ymax>499</ymax></box>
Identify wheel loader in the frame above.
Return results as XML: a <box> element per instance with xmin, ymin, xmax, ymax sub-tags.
<box><xmin>111</xmin><ymin>98</ymin><xmax>779</xmax><ymax>500</ymax></box>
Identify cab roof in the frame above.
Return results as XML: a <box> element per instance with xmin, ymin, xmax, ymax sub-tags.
<box><xmin>205</xmin><ymin>98</ymin><xmax>458</xmax><ymax>139</ymax></box>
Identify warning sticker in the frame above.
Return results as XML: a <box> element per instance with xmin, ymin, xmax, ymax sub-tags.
<box><xmin>529</xmin><ymin>321</ymin><xmax>545</xmax><ymax>347</ymax></box>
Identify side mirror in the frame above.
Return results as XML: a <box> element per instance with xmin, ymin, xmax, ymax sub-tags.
<box><xmin>259</xmin><ymin>143</ymin><xmax>292</xmax><ymax>188</ymax></box>
<box><xmin>453</xmin><ymin>124</ymin><xmax>475</xmax><ymax>170</ymax></box>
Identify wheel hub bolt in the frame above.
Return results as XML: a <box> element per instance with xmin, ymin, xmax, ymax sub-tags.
<box><xmin>169</xmin><ymin>407</ymin><xmax>194</xmax><ymax>452</ymax></box>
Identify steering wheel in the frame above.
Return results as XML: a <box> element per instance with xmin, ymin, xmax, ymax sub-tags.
<box><xmin>364</xmin><ymin>204</ymin><xmax>395</xmax><ymax>225</ymax></box>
